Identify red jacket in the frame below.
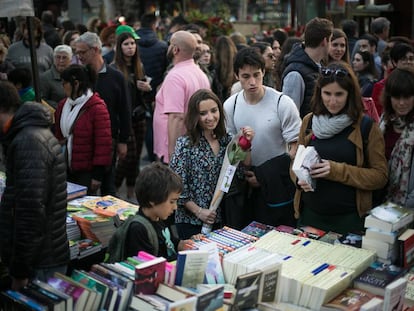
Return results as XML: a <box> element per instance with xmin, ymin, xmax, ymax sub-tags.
<box><xmin>55</xmin><ymin>93</ymin><xmax>112</xmax><ymax>175</ymax></box>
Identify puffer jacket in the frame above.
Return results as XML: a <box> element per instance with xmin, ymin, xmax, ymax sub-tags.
<box><xmin>55</xmin><ymin>92</ymin><xmax>112</xmax><ymax>180</ymax></box>
<box><xmin>0</xmin><ymin>102</ymin><xmax>69</xmax><ymax>279</ymax></box>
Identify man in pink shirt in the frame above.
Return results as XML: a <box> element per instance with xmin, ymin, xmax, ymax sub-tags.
<box><xmin>153</xmin><ymin>30</ymin><xmax>210</xmax><ymax>163</ymax></box>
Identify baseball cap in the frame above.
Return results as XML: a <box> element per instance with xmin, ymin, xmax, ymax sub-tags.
<box><xmin>115</xmin><ymin>25</ymin><xmax>140</xmax><ymax>40</ymax></box>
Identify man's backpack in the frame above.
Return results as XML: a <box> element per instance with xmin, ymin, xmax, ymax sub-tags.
<box><xmin>105</xmin><ymin>214</ymin><xmax>158</xmax><ymax>263</ymax></box>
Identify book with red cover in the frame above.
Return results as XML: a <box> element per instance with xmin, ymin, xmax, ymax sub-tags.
<box><xmin>398</xmin><ymin>228</ymin><xmax>414</xmax><ymax>268</ymax></box>
<box><xmin>134</xmin><ymin>256</ymin><xmax>166</xmax><ymax>295</ymax></box>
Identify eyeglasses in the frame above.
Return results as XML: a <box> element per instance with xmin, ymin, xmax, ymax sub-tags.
<box><xmin>76</xmin><ymin>48</ymin><xmax>91</xmax><ymax>56</ymax></box>
<box><xmin>320</xmin><ymin>68</ymin><xmax>348</xmax><ymax>78</ymax></box>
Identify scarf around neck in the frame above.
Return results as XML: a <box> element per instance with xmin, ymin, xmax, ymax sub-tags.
<box><xmin>60</xmin><ymin>89</ymin><xmax>93</xmax><ymax>168</ymax></box>
<box><xmin>312</xmin><ymin>114</ymin><xmax>353</xmax><ymax>139</ymax></box>
<box><xmin>386</xmin><ymin>121</ymin><xmax>414</xmax><ymax>205</ymax></box>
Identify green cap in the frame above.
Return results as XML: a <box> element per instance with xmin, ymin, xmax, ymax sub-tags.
<box><xmin>115</xmin><ymin>25</ymin><xmax>140</xmax><ymax>40</ymax></box>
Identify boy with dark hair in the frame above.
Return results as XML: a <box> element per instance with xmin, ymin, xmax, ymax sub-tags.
<box><xmin>7</xmin><ymin>67</ymin><xmax>34</xmax><ymax>103</ymax></box>
<box><xmin>123</xmin><ymin>163</ymin><xmax>200</xmax><ymax>261</ymax></box>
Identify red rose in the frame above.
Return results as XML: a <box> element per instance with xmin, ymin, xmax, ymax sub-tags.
<box><xmin>238</xmin><ymin>135</ymin><xmax>251</xmax><ymax>151</ymax></box>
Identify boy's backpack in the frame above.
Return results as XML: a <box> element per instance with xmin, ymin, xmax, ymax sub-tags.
<box><xmin>106</xmin><ymin>214</ymin><xmax>158</xmax><ymax>263</ymax></box>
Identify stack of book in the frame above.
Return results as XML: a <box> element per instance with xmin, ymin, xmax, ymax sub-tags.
<box><xmin>71</xmin><ymin>210</ymin><xmax>116</xmax><ymax>247</ymax></box>
<box><xmin>227</xmin><ymin>230</ymin><xmax>376</xmax><ymax>310</ymax></box>
<box><xmin>187</xmin><ymin>226</ymin><xmax>259</xmax><ymax>257</ymax></box>
<box><xmin>362</xmin><ymin>202</ymin><xmax>414</xmax><ymax>264</ymax></box>
<box><xmin>66</xmin><ymin>181</ymin><xmax>87</xmax><ymax>201</ymax></box>
<box><xmin>80</xmin><ymin>195</ymin><xmax>139</xmax><ymax>226</ymax></box>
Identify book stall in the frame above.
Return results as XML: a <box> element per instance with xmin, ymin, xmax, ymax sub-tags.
<box><xmin>2</xmin><ymin>181</ymin><xmax>414</xmax><ymax>310</ymax></box>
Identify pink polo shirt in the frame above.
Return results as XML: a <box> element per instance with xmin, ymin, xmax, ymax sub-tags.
<box><xmin>153</xmin><ymin>59</ymin><xmax>210</xmax><ymax>163</ymax></box>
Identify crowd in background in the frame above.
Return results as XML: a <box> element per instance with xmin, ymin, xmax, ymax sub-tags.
<box><xmin>1</xmin><ymin>8</ymin><xmax>414</xmax><ymax>290</ymax></box>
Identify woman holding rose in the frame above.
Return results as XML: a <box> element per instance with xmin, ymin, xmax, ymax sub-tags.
<box><xmin>169</xmin><ymin>89</ymin><xmax>254</xmax><ymax>239</ymax></box>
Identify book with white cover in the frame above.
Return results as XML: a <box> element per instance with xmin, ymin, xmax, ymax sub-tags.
<box><xmin>364</xmin><ymin>227</ymin><xmax>398</xmax><ymax>244</ymax></box>
<box><xmin>292</xmin><ymin>145</ymin><xmax>321</xmax><ymax>190</ymax></box>
<box><xmin>382</xmin><ymin>277</ymin><xmax>407</xmax><ymax>311</ymax></box>
<box><xmin>360</xmin><ymin>297</ymin><xmax>384</xmax><ymax>311</ymax></box>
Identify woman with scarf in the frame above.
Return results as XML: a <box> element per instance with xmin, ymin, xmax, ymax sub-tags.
<box><xmin>381</xmin><ymin>66</ymin><xmax>414</xmax><ymax>208</ymax></box>
<box><xmin>55</xmin><ymin>64</ymin><xmax>112</xmax><ymax>194</ymax></box>
<box><xmin>293</xmin><ymin>61</ymin><xmax>388</xmax><ymax>234</ymax></box>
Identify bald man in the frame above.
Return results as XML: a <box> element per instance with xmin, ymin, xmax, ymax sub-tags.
<box><xmin>153</xmin><ymin>30</ymin><xmax>210</xmax><ymax>163</ymax></box>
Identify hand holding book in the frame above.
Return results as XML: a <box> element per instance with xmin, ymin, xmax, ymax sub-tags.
<box><xmin>293</xmin><ymin>145</ymin><xmax>322</xmax><ymax>191</ymax></box>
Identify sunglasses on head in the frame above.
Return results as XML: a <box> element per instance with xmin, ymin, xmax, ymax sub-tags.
<box><xmin>320</xmin><ymin>68</ymin><xmax>348</xmax><ymax>78</ymax></box>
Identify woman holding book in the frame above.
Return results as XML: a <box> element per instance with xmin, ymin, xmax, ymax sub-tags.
<box><xmin>381</xmin><ymin>66</ymin><xmax>414</xmax><ymax>208</ymax></box>
<box><xmin>55</xmin><ymin>64</ymin><xmax>112</xmax><ymax>194</ymax></box>
<box><xmin>293</xmin><ymin>61</ymin><xmax>388</xmax><ymax>234</ymax></box>
<box><xmin>169</xmin><ymin>89</ymin><xmax>254</xmax><ymax>239</ymax></box>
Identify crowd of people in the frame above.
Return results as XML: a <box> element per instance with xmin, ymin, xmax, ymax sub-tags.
<box><xmin>0</xmin><ymin>9</ymin><xmax>414</xmax><ymax>293</ymax></box>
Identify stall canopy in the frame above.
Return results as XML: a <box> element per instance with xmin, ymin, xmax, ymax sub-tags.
<box><xmin>0</xmin><ymin>0</ymin><xmax>41</xmax><ymax>102</ymax></box>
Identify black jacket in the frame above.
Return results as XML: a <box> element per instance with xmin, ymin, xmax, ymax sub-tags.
<box><xmin>282</xmin><ymin>43</ymin><xmax>320</xmax><ymax>118</ymax></box>
<box><xmin>136</xmin><ymin>27</ymin><xmax>168</xmax><ymax>101</ymax></box>
<box><xmin>0</xmin><ymin>102</ymin><xmax>69</xmax><ymax>279</ymax></box>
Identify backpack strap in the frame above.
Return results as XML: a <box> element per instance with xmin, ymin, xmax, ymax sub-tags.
<box><xmin>131</xmin><ymin>214</ymin><xmax>159</xmax><ymax>256</ymax></box>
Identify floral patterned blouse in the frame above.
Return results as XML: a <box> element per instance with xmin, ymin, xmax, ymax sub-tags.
<box><xmin>169</xmin><ymin>133</ymin><xmax>232</xmax><ymax>226</ymax></box>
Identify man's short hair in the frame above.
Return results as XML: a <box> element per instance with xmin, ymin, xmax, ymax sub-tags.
<box><xmin>360</xmin><ymin>33</ymin><xmax>378</xmax><ymax>48</ymax></box>
<box><xmin>390</xmin><ymin>43</ymin><xmax>414</xmax><ymax>63</ymax></box>
<box><xmin>140</xmin><ymin>12</ymin><xmax>157</xmax><ymax>28</ymax></box>
<box><xmin>75</xmin><ymin>31</ymin><xmax>102</xmax><ymax>51</ymax></box>
<box><xmin>304</xmin><ymin>17</ymin><xmax>333</xmax><ymax>48</ymax></box>
<box><xmin>341</xmin><ymin>19</ymin><xmax>358</xmax><ymax>38</ymax></box>
<box><xmin>371</xmin><ymin>17</ymin><xmax>390</xmax><ymax>35</ymax></box>
<box><xmin>233</xmin><ymin>47</ymin><xmax>265</xmax><ymax>75</ymax></box>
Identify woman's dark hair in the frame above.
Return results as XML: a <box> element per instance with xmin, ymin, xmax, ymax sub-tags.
<box><xmin>311</xmin><ymin>61</ymin><xmax>363</xmax><ymax>121</ymax></box>
<box><xmin>62</xmin><ymin>30</ymin><xmax>80</xmax><ymax>46</ymax></box>
<box><xmin>113</xmin><ymin>32</ymin><xmax>144</xmax><ymax>81</ymax></box>
<box><xmin>185</xmin><ymin>89</ymin><xmax>226</xmax><ymax>145</ymax></box>
<box><xmin>8</xmin><ymin>67</ymin><xmax>32</xmax><ymax>88</ymax></box>
<box><xmin>274</xmin><ymin>37</ymin><xmax>302</xmax><ymax>90</ymax></box>
<box><xmin>382</xmin><ymin>66</ymin><xmax>414</xmax><ymax>124</ymax></box>
<box><xmin>135</xmin><ymin>162</ymin><xmax>183</xmax><ymax>208</ymax></box>
<box><xmin>353</xmin><ymin>50</ymin><xmax>378</xmax><ymax>79</ymax></box>
<box><xmin>60</xmin><ymin>64</ymin><xmax>96</xmax><ymax>98</ymax></box>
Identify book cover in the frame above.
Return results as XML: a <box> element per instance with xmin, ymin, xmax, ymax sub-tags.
<box><xmin>71</xmin><ymin>269</ymin><xmax>109</xmax><ymax>310</ymax></box>
<box><xmin>320</xmin><ymin>287</ymin><xmax>375</xmax><ymax>311</ymax></box>
<box><xmin>292</xmin><ymin>144</ymin><xmax>321</xmax><ymax>190</ymax></box>
<box><xmin>293</xmin><ymin>225</ymin><xmax>326</xmax><ymax>239</ymax></box>
<box><xmin>198</xmin><ymin>242</ymin><xmax>225</xmax><ymax>284</ymax></box>
<box><xmin>67</xmin><ymin>181</ymin><xmax>87</xmax><ymax>201</ymax></box>
<box><xmin>365</xmin><ymin>227</ymin><xmax>398</xmax><ymax>244</ymax></box>
<box><xmin>196</xmin><ymin>284</ymin><xmax>225</xmax><ymax>311</ymax></box>
<box><xmin>383</xmin><ymin>277</ymin><xmax>407</xmax><ymax>311</ymax></box>
<box><xmin>134</xmin><ymin>256</ymin><xmax>166</xmax><ymax>295</ymax></box>
<box><xmin>241</xmin><ymin>221</ymin><xmax>276</xmax><ymax>238</ymax></box>
<box><xmin>398</xmin><ymin>228</ymin><xmax>414</xmax><ymax>268</ymax></box>
<box><xmin>81</xmin><ymin>195</ymin><xmax>139</xmax><ymax>219</ymax></box>
<box><xmin>353</xmin><ymin>261</ymin><xmax>405</xmax><ymax>296</ymax></box>
<box><xmin>90</xmin><ymin>263</ymin><xmax>133</xmax><ymax>311</ymax></box>
<box><xmin>258</xmin><ymin>262</ymin><xmax>282</xmax><ymax>306</ymax></box>
<box><xmin>51</xmin><ymin>272</ymin><xmax>97</xmax><ymax>311</ymax></box>
<box><xmin>32</xmin><ymin>279</ymin><xmax>74</xmax><ymax>311</ymax></box>
<box><xmin>365</xmin><ymin>202</ymin><xmax>414</xmax><ymax>232</ymax></box>
<box><xmin>137</xmin><ymin>250</ymin><xmax>177</xmax><ymax>286</ymax></box>
<box><xmin>175</xmin><ymin>250</ymin><xmax>209</xmax><ymax>288</ymax></box>
<box><xmin>232</xmin><ymin>270</ymin><xmax>262</xmax><ymax>310</ymax></box>
<box><xmin>1</xmin><ymin>290</ymin><xmax>48</xmax><ymax>311</ymax></box>
<box><xmin>86</xmin><ymin>271</ymin><xmax>118</xmax><ymax>311</ymax></box>
<box><xmin>21</xmin><ymin>282</ymin><xmax>66</xmax><ymax>311</ymax></box>
<box><xmin>274</xmin><ymin>224</ymin><xmax>295</xmax><ymax>234</ymax></box>
<box><xmin>47</xmin><ymin>276</ymin><xmax>90</xmax><ymax>311</ymax></box>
